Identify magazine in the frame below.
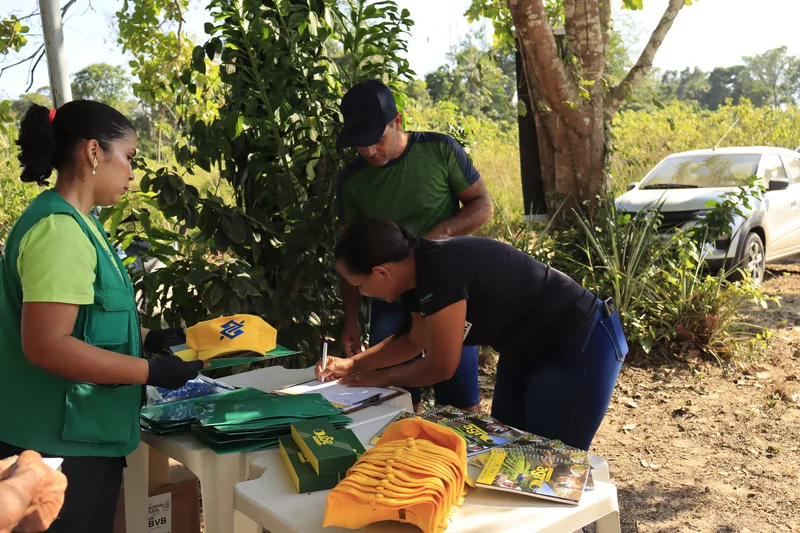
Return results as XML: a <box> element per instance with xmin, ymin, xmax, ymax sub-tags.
<box><xmin>474</xmin><ymin>447</ymin><xmax>590</xmax><ymax>505</ymax></box>
<box><xmin>368</xmin><ymin>405</ymin><xmax>468</xmax><ymax>445</ymax></box>
<box><xmin>436</xmin><ymin>413</ymin><xmax>528</xmax><ymax>457</ymax></box>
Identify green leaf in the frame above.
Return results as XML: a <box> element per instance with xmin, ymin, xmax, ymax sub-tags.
<box><xmin>208</xmin><ymin>282</ymin><xmax>226</xmax><ymax>306</ymax></box>
<box><xmin>221</xmin><ymin>215</ymin><xmax>246</xmax><ymax>244</ymax></box>
<box><xmin>109</xmin><ymin>205</ymin><xmax>125</xmax><ymax>238</ymax></box>
<box><xmin>186</xmin><ymin>270</ymin><xmax>217</xmax><ymax>285</ymax></box>
<box><xmin>308</xmin><ymin>12</ymin><xmax>319</xmax><ymax>36</ymax></box>
<box><xmin>621</xmin><ymin>0</ymin><xmax>644</xmax><ymax>9</ymax></box>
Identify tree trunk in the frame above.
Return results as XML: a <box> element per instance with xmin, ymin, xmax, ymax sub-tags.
<box><xmin>509</xmin><ymin>0</ymin><xmax>687</xmax><ymax>219</ymax></box>
<box><xmin>509</xmin><ymin>0</ymin><xmax>605</xmax><ymax>218</ymax></box>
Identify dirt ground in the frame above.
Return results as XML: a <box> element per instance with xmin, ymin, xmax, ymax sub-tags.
<box><xmin>476</xmin><ymin>263</ymin><xmax>800</xmax><ymax>533</ymax></box>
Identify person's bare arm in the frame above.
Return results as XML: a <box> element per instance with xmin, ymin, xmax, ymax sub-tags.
<box><xmin>22</xmin><ymin>302</ymin><xmax>149</xmax><ymax>385</ymax></box>
<box><xmin>425</xmin><ymin>180</ymin><xmax>493</xmax><ymax>239</ymax></box>
<box><xmin>339</xmin><ymin>275</ymin><xmax>363</xmax><ymax>357</ymax></box>
<box><xmin>340</xmin><ymin>301</ymin><xmax>465</xmax><ymax>387</ymax></box>
<box><xmin>350</xmin><ymin>312</ymin><xmax>426</xmax><ymax>372</ymax></box>
<box><xmin>318</xmin><ymin>313</ymin><xmax>426</xmax><ymax>381</ymax></box>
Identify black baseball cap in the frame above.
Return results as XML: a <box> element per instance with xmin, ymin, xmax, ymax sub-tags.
<box><xmin>336</xmin><ymin>79</ymin><xmax>398</xmax><ymax>149</ymax></box>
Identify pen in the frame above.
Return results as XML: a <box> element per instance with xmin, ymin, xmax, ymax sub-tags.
<box><xmin>321</xmin><ymin>339</ymin><xmax>328</xmax><ymax>383</ymax></box>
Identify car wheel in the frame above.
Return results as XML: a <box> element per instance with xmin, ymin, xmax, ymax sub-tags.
<box><xmin>740</xmin><ymin>232</ymin><xmax>765</xmax><ymax>285</ymax></box>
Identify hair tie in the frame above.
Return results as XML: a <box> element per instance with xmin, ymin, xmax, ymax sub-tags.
<box><xmin>49</xmin><ymin>109</ymin><xmax>56</xmax><ymax>123</ymax></box>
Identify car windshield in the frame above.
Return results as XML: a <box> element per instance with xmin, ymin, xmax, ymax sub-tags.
<box><xmin>640</xmin><ymin>154</ymin><xmax>761</xmax><ymax>189</ymax></box>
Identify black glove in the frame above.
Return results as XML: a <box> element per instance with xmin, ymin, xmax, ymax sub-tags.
<box><xmin>143</xmin><ymin>327</ymin><xmax>186</xmax><ymax>353</ymax></box>
<box><xmin>146</xmin><ymin>355</ymin><xmax>203</xmax><ymax>389</ymax></box>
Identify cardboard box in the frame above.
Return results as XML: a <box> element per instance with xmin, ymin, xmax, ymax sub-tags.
<box><xmin>148</xmin><ymin>449</ymin><xmax>170</xmax><ymax>492</ymax></box>
<box><xmin>280</xmin><ymin>437</ymin><xmax>343</xmax><ymax>493</ymax></box>
<box><xmin>114</xmin><ymin>462</ymin><xmax>200</xmax><ymax>533</ymax></box>
<box><xmin>339</xmin><ymin>428</ymin><xmax>367</xmax><ymax>456</ymax></box>
<box><xmin>290</xmin><ymin>417</ymin><xmax>358</xmax><ymax>475</ymax></box>
<box><xmin>280</xmin><ymin>428</ymin><xmax>366</xmax><ymax>493</ymax></box>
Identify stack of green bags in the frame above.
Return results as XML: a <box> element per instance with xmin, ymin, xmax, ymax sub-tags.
<box><xmin>140</xmin><ymin>388</ymin><xmax>352</xmax><ymax>454</ymax></box>
<box><xmin>191</xmin><ymin>389</ymin><xmax>352</xmax><ymax>454</ymax></box>
<box><xmin>140</xmin><ymin>399</ymin><xmax>199</xmax><ymax>437</ymax></box>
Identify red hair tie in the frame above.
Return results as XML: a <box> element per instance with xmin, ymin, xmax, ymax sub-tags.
<box><xmin>49</xmin><ymin>109</ymin><xmax>56</xmax><ymax>123</ymax></box>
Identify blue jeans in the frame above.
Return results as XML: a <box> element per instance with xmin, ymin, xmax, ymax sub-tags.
<box><xmin>490</xmin><ymin>302</ymin><xmax>628</xmax><ymax>451</ymax></box>
<box><xmin>370</xmin><ymin>299</ymin><xmax>480</xmax><ymax>409</ymax></box>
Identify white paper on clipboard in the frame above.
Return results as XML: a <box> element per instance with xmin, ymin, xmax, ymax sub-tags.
<box><xmin>275</xmin><ymin>379</ymin><xmax>396</xmax><ymax>410</ymax></box>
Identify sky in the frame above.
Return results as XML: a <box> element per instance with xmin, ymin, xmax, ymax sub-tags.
<box><xmin>1</xmin><ymin>0</ymin><xmax>799</xmax><ymax>100</ymax></box>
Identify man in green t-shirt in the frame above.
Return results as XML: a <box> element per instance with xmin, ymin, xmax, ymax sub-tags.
<box><xmin>335</xmin><ymin>79</ymin><xmax>492</xmax><ymax>412</ymax></box>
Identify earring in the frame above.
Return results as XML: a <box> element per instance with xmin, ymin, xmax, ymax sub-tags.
<box><xmin>92</xmin><ymin>159</ymin><xmax>98</xmax><ymax>175</ymax></box>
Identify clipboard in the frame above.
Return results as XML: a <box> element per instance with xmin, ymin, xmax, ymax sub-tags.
<box><xmin>273</xmin><ymin>378</ymin><xmax>405</xmax><ymax>415</ymax></box>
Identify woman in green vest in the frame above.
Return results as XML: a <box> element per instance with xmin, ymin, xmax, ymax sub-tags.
<box><xmin>0</xmin><ymin>101</ymin><xmax>203</xmax><ymax>532</ymax></box>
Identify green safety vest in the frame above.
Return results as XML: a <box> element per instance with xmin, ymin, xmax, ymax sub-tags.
<box><xmin>0</xmin><ymin>190</ymin><xmax>142</xmax><ymax>457</ymax></box>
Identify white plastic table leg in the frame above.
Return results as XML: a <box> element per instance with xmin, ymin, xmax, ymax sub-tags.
<box><xmin>594</xmin><ymin>505</ymin><xmax>622</xmax><ymax>533</ymax></box>
<box><xmin>234</xmin><ymin>509</ymin><xmax>262</xmax><ymax>533</ymax></box>
<box><xmin>124</xmin><ymin>441</ymin><xmax>150</xmax><ymax>533</ymax></box>
<box><xmin>589</xmin><ymin>454</ymin><xmax>610</xmax><ymax>484</ymax></box>
<box><xmin>198</xmin><ymin>451</ymin><xmax>247</xmax><ymax>533</ymax></box>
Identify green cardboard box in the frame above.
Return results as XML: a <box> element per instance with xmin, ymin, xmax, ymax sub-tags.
<box><xmin>279</xmin><ymin>437</ymin><xmax>343</xmax><ymax>493</ymax></box>
<box><xmin>279</xmin><ymin>429</ymin><xmax>366</xmax><ymax>493</ymax></box>
<box><xmin>290</xmin><ymin>417</ymin><xmax>358</xmax><ymax>475</ymax></box>
<box><xmin>339</xmin><ymin>428</ymin><xmax>366</xmax><ymax>456</ymax></box>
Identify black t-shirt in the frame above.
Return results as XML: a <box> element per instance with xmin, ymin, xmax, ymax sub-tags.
<box><xmin>400</xmin><ymin>237</ymin><xmax>598</xmax><ymax>362</ymax></box>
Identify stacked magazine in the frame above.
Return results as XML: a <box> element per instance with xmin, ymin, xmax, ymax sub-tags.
<box><xmin>371</xmin><ymin>406</ymin><xmax>592</xmax><ymax>505</ymax></box>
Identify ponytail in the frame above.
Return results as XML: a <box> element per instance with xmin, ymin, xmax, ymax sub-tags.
<box><xmin>17</xmin><ymin>104</ymin><xmax>56</xmax><ymax>185</ymax></box>
<box><xmin>16</xmin><ymin>100</ymin><xmax>135</xmax><ymax>186</ymax></box>
<box><xmin>335</xmin><ymin>218</ymin><xmax>418</xmax><ymax>275</ymax></box>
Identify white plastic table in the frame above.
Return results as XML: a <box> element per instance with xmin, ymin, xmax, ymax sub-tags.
<box><xmin>234</xmin><ymin>420</ymin><xmax>621</xmax><ymax>533</ymax></box>
<box><xmin>123</xmin><ymin>366</ymin><xmax>414</xmax><ymax>533</ymax></box>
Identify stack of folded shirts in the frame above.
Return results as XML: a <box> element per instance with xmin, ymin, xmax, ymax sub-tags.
<box><xmin>140</xmin><ymin>387</ymin><xmax>351</xmax><ymax>454</ymax></box>
<box><xmin>323</xmin><ymin>418</ymin><xmax>468</xmax><ymax>533</ymax></box>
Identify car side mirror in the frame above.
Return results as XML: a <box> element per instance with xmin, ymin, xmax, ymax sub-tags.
<box><xmin>769</xmin><ymin>177</ymin><xmax>790</xmax><ymax>191</ymax></box>
<box><xmin>627</xmin><ymin>182</ymin><xmax>639</xmax><ymax>191</ymax></box>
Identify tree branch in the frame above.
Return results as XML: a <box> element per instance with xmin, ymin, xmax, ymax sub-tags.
<box><xmin>61</xmin><ymin>0</ymin><xmax>78</xmax><ymax>17</ymax></box>
<box><xmin>15</xmin><ymin>10</ymin><xmax>41</xmax><ymax>22</ymax></box>
<box><xmin>173</xmin><ymin>0</ymin><xmax>184</xmax><ymax>72</ymax></box>
<box><xmin>0</xmin><ymin>44</ymin><xmax>44</xmax><ymax>79</ymax></box>
<box><xmin>508</xmin><ymin>0</ymin><xmax>588</xmax><ymax>135</ymax></box>
<box><xmin>26</xmin><ymin>47</ymin><xmax>46</xmax><ymax>92</ymax></box>
<box><xmin>0</xmin><ymin>0</ymin><xmax>80</xmax><ymax>84</ymax></box>
<box><xmin>607</xmin><ymin>0</ymin><xmax>686</xmax><ymax>113</ymax></box>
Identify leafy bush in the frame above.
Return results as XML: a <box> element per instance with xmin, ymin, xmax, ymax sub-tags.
<box><xmin>100</xmin><ymin>0</ymin><xmax>416</xmax><ymax>364</ymax></box>
<box><xmin>0</xmin><ymin>124</ymin><xmax>39</xmax><ymax>244</ymax></box>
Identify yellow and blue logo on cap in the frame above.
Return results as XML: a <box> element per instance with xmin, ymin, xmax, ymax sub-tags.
<box><xmin>220</xmin><ymin>319</ymin><xmax>246</xmax><ymax>340</ymax></box>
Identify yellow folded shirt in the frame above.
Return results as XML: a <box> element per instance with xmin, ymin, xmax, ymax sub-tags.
<box><xmin>185</xmin><ymin>314</ymin><xmax>277</xmax><ymax>361</ymax></box>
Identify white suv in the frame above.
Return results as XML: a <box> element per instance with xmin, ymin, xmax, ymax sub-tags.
<box><xmin>615</xmin><ymin>146</ymin><xmax>800</xmax><ymax>284</ymax></box>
